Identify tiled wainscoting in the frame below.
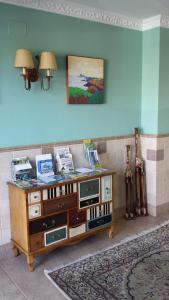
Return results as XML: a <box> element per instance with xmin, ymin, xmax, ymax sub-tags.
<box><xmin>0</xmin><ymin>134</ymin><xmax>168</xmax><ymax>246</ymax></box>
<box><xmin>141</xmin><ymin>135</ymin><xmax>169</xmax><ymax>217</ymax></box>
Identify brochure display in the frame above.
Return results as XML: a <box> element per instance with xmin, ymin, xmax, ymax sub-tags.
<box><xmin>83</xmin><ymin>139</ymin><xmax>101</xmax><ymax>169</ymax></box>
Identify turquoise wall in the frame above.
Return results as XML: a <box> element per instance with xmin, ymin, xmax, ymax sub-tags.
<box><xmin>158</xmin><ymin>28</ymin><xmax>169</xmax><ymax>133</ymax></box>
<box><xmin>141</xmin><ymin>27</ymin><xmax>169</xmax><ymax>135</ymax></box>
<box><xmin>0</xmin><ymin>4</ymin><xmax>142</xmax><ymax>147</ymax></box>
<box><xmin>141</xmin><ymin>28</ymin><xmax>160</xmax><ymax>134</ymax></box>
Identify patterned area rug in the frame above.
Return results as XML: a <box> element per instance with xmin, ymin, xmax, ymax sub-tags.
<box><xmin>45</xmin><ymin>222</ymin><xmax>169</xmax><ymax>300</ymax></box>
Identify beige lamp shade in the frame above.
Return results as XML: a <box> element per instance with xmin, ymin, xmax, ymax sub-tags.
<box><xmin>14</xmin><ymin>49</ymin><xmax>34</xmax><ymax>69</ymax></box>
<box><xmin>39</xmin><ymin>52</ymin><xmax>57</xmax><ymax>70</ymax></box>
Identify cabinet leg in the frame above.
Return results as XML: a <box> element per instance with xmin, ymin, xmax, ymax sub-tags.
<box><xmin>12</xmin><ymin>244</ymin><xmax>20</xmax><ymax>257</ymax></box>
<box><xmin>27</xmin><ymin>255</ymin><xmax>34</xmax><ymax>272</ymax></box>
<box><xmin>108</xmin><ymin>225</ymin><xmax>114</xmax><ymax>239</ymax></box>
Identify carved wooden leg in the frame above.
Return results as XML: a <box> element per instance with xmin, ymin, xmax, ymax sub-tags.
<box><xmin>12</xmin><ymin>244</ymin><xmax>20</xmax><ymax>257</ymax></box>
<box><xmin>27</xmin><ymin>255</ymin><xmax>34</xmax><ymax>272</ymax></box>
<box><xmin>108</xmin><ymin>225</ymin><xmax>114</xmax><ymax>239</ymax></box>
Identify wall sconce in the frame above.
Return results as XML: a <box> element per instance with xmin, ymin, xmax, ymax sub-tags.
<box><xmin>14</xmin><ymin>49</ymin><xmax>57</xmax><ymax>91</ymax></box>
<box><xmin>14</xmin><ymin>49</ymin><xmax>39</xmax><ymax>91</ymax></box>
<box><xmin>39</xmin><ymin>52</ymin><xmax>57</xmax><ymax>91</ymax></box>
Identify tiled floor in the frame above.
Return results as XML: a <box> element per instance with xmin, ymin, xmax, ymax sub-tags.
<box><xmin>0</xmin><ymin>213</ymin><xmax>169</xmax><ymax>300</ymax></box>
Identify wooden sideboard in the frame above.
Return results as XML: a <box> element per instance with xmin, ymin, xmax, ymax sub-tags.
<box><xmin>8</xmin><ymin>170</ymin><xmax>115</xmax><ymax>271</ymax></box>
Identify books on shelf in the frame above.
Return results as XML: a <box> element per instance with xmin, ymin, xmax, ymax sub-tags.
<box><xmin>55</xmin><ymin>147</ymin><xmax>74</xmax><ymax>174</ymax></box>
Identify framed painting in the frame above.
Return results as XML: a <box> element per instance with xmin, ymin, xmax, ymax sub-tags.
<box><xmin>66</xmin><ymin>55</ymin><xmax>104</xmax><ymax>104</ymax></box>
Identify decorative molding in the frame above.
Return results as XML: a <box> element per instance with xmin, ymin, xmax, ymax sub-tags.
<box><xmin>161</xmin><ymin>15</ymin><xmax>169</xmax><ymax>29</ymax></box>
<box><xmin>142</xmin><ymin>15</ymin><xmax>161</xmax><ymax>31</ymax></box>
<box><xmin>1</xmin><ymin>0</ymin><xmax>169</xmax><ymax>31</ymax></box>
<box><xmin>0</xmin><ymin>0</ymin><xmax>142</xmax><ymax>31</ymax></box>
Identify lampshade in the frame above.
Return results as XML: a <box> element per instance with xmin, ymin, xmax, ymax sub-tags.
<box><xmin>14</xmin><ymin>49</ymin><xmax>34</xmax><ymax>69</ymax></box>
<box><xmin>39</xmin><ymin>52</ymin><xmax>57</xmax><ymax>70</ymax></box>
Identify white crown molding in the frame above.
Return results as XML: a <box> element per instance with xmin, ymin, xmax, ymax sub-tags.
<box><xmin>142</xmin><ymin>15</ymin><xmax>161</xmax><ymax>31</ymax></box>
<box><xmin>142</xmin><ymin>15</ymin><xmax>169</xmax><ymax>31</ymax></box>
<box><xmin>1</xmin><ymin>0</ymin><xmax>169</xmax><ymax>31</ymax></box>
<box><xmin>0</xmin><ymin>0</ymin><xmax>143</xmax><ymax>31</ymax></box>
<box><xmin>161</xmin><ymin>15</ymin><xmax>169</xmax><ymax>29</ymax></box>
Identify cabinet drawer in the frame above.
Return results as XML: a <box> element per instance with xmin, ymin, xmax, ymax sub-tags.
<box><xmin>45</xmin><ymin>226</ymin><xmax>67</xmax><ymax>246</ymax></box>
<box><xmin>79</xmin><ymin>178</ymin><xmax>100</xmax><ymax>199</ymax></box>
<box><xmin>28</xmin><ymin>203</ymin><xmax>41</xmax><ymax>219</ymax></box>
<box><xmin>43</xmin><ymin>194</ymin><xmax>77</xmax><ymax>215</ymax></box>
<box><xmin>30</xmin><ymin>233</ymin><xmax>44</xmax><ymax>251</ymax></box>
<box><xmin>69</xmin><ymin>208</ymin><xmax>86</xmax><ymax>227</ymax></box>
<box><xmin>69</xmin><ymin>223</ymin><xmax>86</xmax><ymax>238</ymax></box>
<box><xmin>28</xmin><ymin>191</ymin><xmax>41</xmax><ymax>204</ymax></box>
<box><xmin>101</xmin><ymin>176</ymin><xmax>112</xmax><ymax>202</ymax></box>
<box><xmin>29</xmin><ymin>212</ymin><xmax>67</xmax><ymax>234</ymax></box>
<box><xmin>79</xmin><ymin>196</ymin><xmax>100</xmax><ymax>209</ymax></box>
<box><xmin>88</xmin><ymin>214</ymin><xmax>112</xmax><ymax>230</ymax></box>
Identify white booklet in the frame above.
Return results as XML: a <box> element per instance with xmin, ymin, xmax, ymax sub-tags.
<box><xmin>55</xmin><ymin>147</ymin><xmax>74</xmax><ymax>173</ymax></box>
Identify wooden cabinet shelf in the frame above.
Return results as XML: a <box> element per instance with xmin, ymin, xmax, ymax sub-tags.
<box><xmin>8</xmin><ymin>170</ymin><xmax>115</xmax><ymax>271</ymax></box>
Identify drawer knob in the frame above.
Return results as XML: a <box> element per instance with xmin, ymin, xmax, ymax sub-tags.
<box><xmin>57</xmin><ymin>203</ymin><xmax>64</xmax><ymax>208</ymax></box>
<box><xmin>43</xmin><ymin>222</ymin><xmax>48</xmax><ymax>228</ymax></box>
<box><xmin>43</xmin><ymin>220</ymin><xmax>55</xmax><ymax>229</ymax></box>
<box><xmin>97</xmin><ymin>219</ymin><xmax>104</xmax><ymax>225</ymax></box>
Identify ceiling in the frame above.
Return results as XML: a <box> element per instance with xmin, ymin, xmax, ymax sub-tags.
<box><xmin>65</xmin><ymin>0</ymin><xmax>169</xmax><ymax>19</ymax></box>
<box><xmin>1</xmin><ymin>0</ymin><xmax>169</xmax><ymax>31</ymax></box>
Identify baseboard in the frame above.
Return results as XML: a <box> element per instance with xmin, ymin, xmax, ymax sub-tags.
<box><xmin>147</xmin><ymin>202</ymin><xmax>169</xmax><ymax>217</ymax></box>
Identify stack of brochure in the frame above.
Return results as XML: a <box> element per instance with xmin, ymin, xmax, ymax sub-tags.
<box><xmin>55</xmin><ymin>147</ymin><xmax>74</xmax><ymax>174</ymax></box>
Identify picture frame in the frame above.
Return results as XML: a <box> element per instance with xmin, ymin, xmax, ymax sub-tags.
<box><xmin>66</xmin><ymin>55</ymin><xmax>104</xmax><ymax>104</ymax></box>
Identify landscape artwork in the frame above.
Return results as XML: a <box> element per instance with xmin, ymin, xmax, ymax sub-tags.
<box><xmin>66</xmin><ymin>55</ymin><xmax>104</xmax><ymax>104</ymax></box>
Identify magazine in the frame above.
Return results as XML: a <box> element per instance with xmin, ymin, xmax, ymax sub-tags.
<box><xmin>55</xmin><ymin>147</ymin><xmax>74</xmax><ymax>174</ymax></box>
<box><xmin>36</xmin><ymin>154</ymin><xmax>54</xmax><ymax>178</ymax></box>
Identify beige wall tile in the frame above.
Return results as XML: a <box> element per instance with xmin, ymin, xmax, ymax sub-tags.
<box><xmin>147</xmin><ymin>202</ymin><xmax>157</xmax><ymax>217</ymax></box>
<box><xmin>95</xmin><ymin>141</ymin><xmax>107</xmax><ymax>154</ymax></box>
<box><xmin>156</xmin><ymin>202</ymin><xmax>169</xmax><ymax>216</ymax></box>
<box><xmin>1</xmin><ymin>215</ymin><xmax>11</xmax><ymax>230</ymax></box>
<box><xmin>68</xmin><ymin>144</ymin><xmax>89</xmax><ymax>168</ymax></box>
<box><xmin>1</xmin><ymin>229</ymin><xmax>11</xmax><ymax>245</ymax></box>
<box><xmin>146</xmin><ymin>149</ymin><xmax>164</xmax><ymax>161</ymax></box>
<box><xmin>141</xmin><ymin>137</ymin><xmax>157</xmax><ymax>150</ymax></box>
<box><xmin>161</xmin><ymin>136</ymin><xmax>169</xmax><ymax>150</ymax></box>
<box><xmin>0</xmin><ymin>230</ymin><xmax>2</xmax><ymax>246</ymax></box>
